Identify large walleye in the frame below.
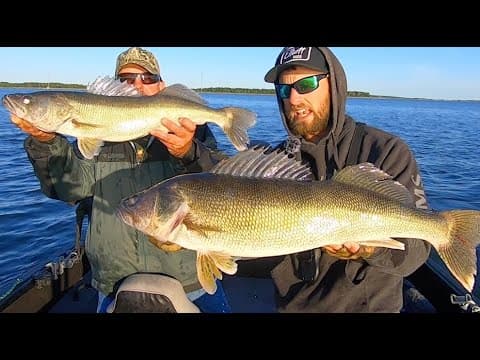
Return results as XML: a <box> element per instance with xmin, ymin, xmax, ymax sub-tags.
<box><xmin>116</xmin><ymin>146</ymin><xmax>480</xmax><ymax>295</ymax></box>
<box><xmin>2</xmin><ymin>76</ymin><xmax>256</xmax><ymax>159</ymax></box>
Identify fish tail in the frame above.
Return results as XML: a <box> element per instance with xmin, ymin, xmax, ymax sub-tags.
<box><xmin>222</xmin><ymin>107</ymin><xmax>256</xmax><ymax>151</ymax></box>
<box><xmin>438</xmin><ymin>210</ymin><xmax>480</xmax><ymax>292</ymax></box>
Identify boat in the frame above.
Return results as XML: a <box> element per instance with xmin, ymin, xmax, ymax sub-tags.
<box><xmin>1</xmin><ymin>240</ymin><xmax>478</xmax><ymax>313</ymax></box>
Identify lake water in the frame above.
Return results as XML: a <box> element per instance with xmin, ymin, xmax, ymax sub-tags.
<box><xmin>0</xmin><ymin>89</ymin><xmax>479</xmax><ymax>301</ymax></box>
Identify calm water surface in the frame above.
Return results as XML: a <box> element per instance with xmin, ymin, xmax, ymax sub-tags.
<box><xmin>0</xmin><ymin>89</ymin><xmax>479</xmax><ymax>300</ymax></box>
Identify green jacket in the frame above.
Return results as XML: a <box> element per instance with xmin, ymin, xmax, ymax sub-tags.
<box><xmin>24</xmin><ymin>126</ymin><xmax>225</xmax><ymax>295</ymax></box>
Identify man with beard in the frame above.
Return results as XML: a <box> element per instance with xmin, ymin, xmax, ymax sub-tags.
<box><xmin>258</xmin><ymin>47</ymin><xmax>431</xmax><ymax>312</ymax></box>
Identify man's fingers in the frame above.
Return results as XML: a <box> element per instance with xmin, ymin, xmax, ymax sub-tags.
<box><xmin>151</xmin><ymin>130</ymin><xmax>181</xmax><ymax>148</ymax></box>
<box><xmin>343</xmin><ymin>242</ymin><xmax>360</xmax><ymax>254</ymax></box>
<box><xmin>178</xmin><ymin>117</ymin><xmax>196</xmax><ymax>132</ymax></box>
<box><xmin>357</xmin><ymin>246</ymin><xmax>377</xmax><ymax>258</ymax></box>
<box><xmin>150</xmin><ymin>129</ymin><xmax>170</xmax><ymax>141</ymax></box>
<box><xmin>10</xmin><ymin>114</ymin><xmax>33</xmax><ymax>132</ymax></box>
<box><xmin>324</xmin><ymin>247</ymin><xmax>356</xmax><ymax>260</ymax></box>
<box><xmin>10</xmin><ymin>114</ymin><xmax>55</xmax><ymax>141</ymax></box>
<box><xmin>324</xmin><ymin>244</ymin><xmax>342</xmax><ymax>252</ymax></box>
<box><xmin>323</xmin><ymin>243</ymin><xmax>378</xmax><ymax>260</ymax></box>
<box><xmin>152</xmin><ymin>118</ymin><xmax>195</xmax><ymax>158</ymax></box>
<box><xmin>161</xmin><ymin>118</ymin><xmax>188</xmax><ymax>137</ymax></box>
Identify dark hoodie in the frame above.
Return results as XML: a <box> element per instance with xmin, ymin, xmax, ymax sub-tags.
<box><xmin>269</xmin><ymin>47</ymin><xmax>431</xmax><ymax>313</ymax></box>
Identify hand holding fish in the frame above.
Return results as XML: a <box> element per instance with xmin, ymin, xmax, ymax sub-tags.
<box><xmin>10</xmin><ymin>114</ymin><xmax>56</xmax><ymax>142</ymax></box>
<box><xmin>151</xmin><ymin>117</ymin><xmax>195</xmax><ymax>158</ymax></box>
<box><xmin>323</xmin><ymin>242</ymin><xmax>376</xmax><ymax>260</ymax></box>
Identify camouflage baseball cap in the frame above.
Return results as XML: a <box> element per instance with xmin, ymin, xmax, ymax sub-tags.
<box><xmin>115</xmin><ymin>47</ymin><xmax>160</xmax><ymax>76</ymax></box>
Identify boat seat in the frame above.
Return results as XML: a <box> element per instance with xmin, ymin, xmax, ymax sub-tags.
<box><xmin>106</xmin><ymin>273</ymin><xmax>200</xmax><ymax>313</ymax></box>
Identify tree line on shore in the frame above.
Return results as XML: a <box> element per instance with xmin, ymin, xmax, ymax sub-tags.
<box><xmin>0</xmin><ymin>82</ymin><xmax>373</xmax><ymax>97</ymax></box>
<box><xmin>0</xmin><ymin>82</ymin><xmax>86</xmax><ymax>89</ymax></box>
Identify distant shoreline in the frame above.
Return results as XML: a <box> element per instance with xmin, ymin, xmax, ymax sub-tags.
<box><xmin>0</xmin><ymin>82</ymin><xmax>477</xmax><ymax>102</ymax></box>
<box><xmin>0</xmin><ymin>82</ymin><xmax>373</xmax><ymax>96</ymax></box>
<box><xmin>0</xmin><ymin>83</ymin><xmax>406</xmax><ymax>99</ymax></box>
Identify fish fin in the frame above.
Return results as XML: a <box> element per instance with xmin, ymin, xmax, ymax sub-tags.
<box><xmin>77</xmin><ymin>138</ymin><xmax>104</xmax><ymax>159</ymax></box>
<box><xmin>149</xmin><ymin>237</ymin><xmax>183</xmax><ymax>252</ymax></box>
<box><xmin>153</xmin><ymin>202</ymin><xmax>191</xmax><ymax>244</ymax></box>
<box><xmin>210</xmin><ymin>145</ymin><xmax>313</xmax><ymax>181</ymax></box>
<box><xmin>437</xmin><ymin>210</ymin><xmax>480</xmax><ymax>292</ymax></box>
<box><xmin>71</xmin><ymin>119</ymin><xmax>103</xmax><ymax>128</ymax></box>
<box><xmin>146</xmin><ymin>203</ymin><xmax>187</xmax><ymax>251</ymax></box>
<box><xmin>86</xmin><ymin>76</ymin><xmax>141</xmax><ymax>97</ymax></box>
<box><xmin>358</xmin><ymin>238</ymin><xmax>405</xmax><ymax>250</ymax></box>
<box><xmin>160</xmin><ymin>84</ymin><xmax>206</xmax><ymax>105</ymax></box>
<box><xmin>196</xmin><ymin>252</ymin><xmax>222</xmax><ymax>295</ymax></box>
<box><xmin>210</xmin><ymin>252</ymin><xmax>238</xmax><ymax>275</ymax></box>
<box><xmin>219</xmin><ymin>107</ymin><xmax>257</xmax><ymax>151</ymax></box>
<box><xmin>147</xmin><ymin>235</ymin><xmax>164</xmax><ymax>249</ymax></box>
<box><xmin>183</xmin><ymin>213</ymin><xmax>221</xmax><ymax>237</ymax></box>
<box><xmin>332</xmin><ymin>163</ymin><xmax>413</xmax><ymax>205</ymax></box>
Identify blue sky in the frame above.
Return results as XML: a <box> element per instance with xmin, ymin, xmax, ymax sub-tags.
<box><xmin>0</xmin><ymin>47</ymin><xmax>479</xmax><ymax>100</ymax></box>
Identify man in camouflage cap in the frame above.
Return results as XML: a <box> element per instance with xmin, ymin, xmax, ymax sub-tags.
<box><xmin>13</xmin><ymin>47</ymin><xmax>230</xmax><ymax>313</ymax></box>
<box><xmin>115</xmin><ymin>47</ymin><xmax>161</xmax><ymax>76</ymax></box>
<box><xmin>115</xmin><ymin>47</ymin><xmax>164</xmax><ymax>97</ymax></box>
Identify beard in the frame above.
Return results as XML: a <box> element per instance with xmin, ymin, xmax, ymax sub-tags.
<box><xmin>286</xmin><ymin>102</ymin><xmax>330</xmax><ymax>139</ymax></box>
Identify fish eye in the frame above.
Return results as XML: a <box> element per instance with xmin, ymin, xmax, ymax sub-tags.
<box><xmin>126</xmin><ymin>195</ymin><xmax>138</xmax><ymax>207</ymax></box>
<box><xmin>23</xmin><ymin>98</ymin><xmax>30</xmax><ymax>105</ymax></box>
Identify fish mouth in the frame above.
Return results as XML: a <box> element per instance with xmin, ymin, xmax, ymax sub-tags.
<box><xmin>2</xmin><ymin>95</ymin><xmax>15</xmax><ymax>112</ymax></box>
<box><xmin>2</xmin><ymin>95</ymin><xmax>24</xmax><ymax>117</ymax></box>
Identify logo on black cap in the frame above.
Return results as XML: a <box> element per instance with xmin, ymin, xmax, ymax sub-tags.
<box><xmin>279</xmin><ymin>47</ymin><xmax>312</xmax><ymax>65</ymax></box>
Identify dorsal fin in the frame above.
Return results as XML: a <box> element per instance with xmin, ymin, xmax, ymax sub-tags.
<box><xmin>333</xmin><ymin>163</ymin><xmax>414</xmax><ymax>205</ymax></box>
<box><xmin>210</xmin><ymin>145</ymin><xmax>313</xmax><ymax>181</ymax></box>
<box><xmin>86</xmin><ymin>76</ymin><xmax>141</xmax><ymax>96</ymax></box>
<box><xmin>160</xmin><ymin>84</ymin><xmax>206</xmax><ymax>105</ymax></box>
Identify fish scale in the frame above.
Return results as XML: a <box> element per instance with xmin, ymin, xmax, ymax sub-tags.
<box><xmin>175</xmin><ymin>176</ymin><xmax>446</xmax><ymax>255</ymax></box>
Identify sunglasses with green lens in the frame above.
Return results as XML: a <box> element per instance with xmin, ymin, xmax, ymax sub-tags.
<box><xmin>276</xmin><ymin>73</ymin><xmax>329</xmax><ymax>99</ymax></box>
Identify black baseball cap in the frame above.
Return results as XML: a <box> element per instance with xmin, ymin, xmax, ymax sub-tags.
<box><xmin>264</xmin><ymin>47</ymin><xmax>329</xmax><ymax>83</ymax></box>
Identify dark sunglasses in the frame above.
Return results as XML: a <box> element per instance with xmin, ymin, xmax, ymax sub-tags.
<box><xmin>276</xmin><ymin>73</ymin><xmax>329</xmax><ymax>99</ymax></box>
<box><xmin>116</xmin><ymin>72</ymin><xmax>162</xmax><ymax>85</ymax></box>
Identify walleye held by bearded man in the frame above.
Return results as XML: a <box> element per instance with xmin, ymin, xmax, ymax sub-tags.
<box><xmin>2</xmin><ymin>76</ymin><xmax>256</xmax><ymax>159</ymax></box>
<box><xmin>116</xmin><ymin>146</ymin><xmax>480</xmax><ymax>295</ymax></box>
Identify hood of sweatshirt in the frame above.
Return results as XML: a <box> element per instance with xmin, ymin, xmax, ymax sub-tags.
<box><xmin>267</xmin><ymin>47</ymin><xmax>356</xmax><ymax>180</ymax></box>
